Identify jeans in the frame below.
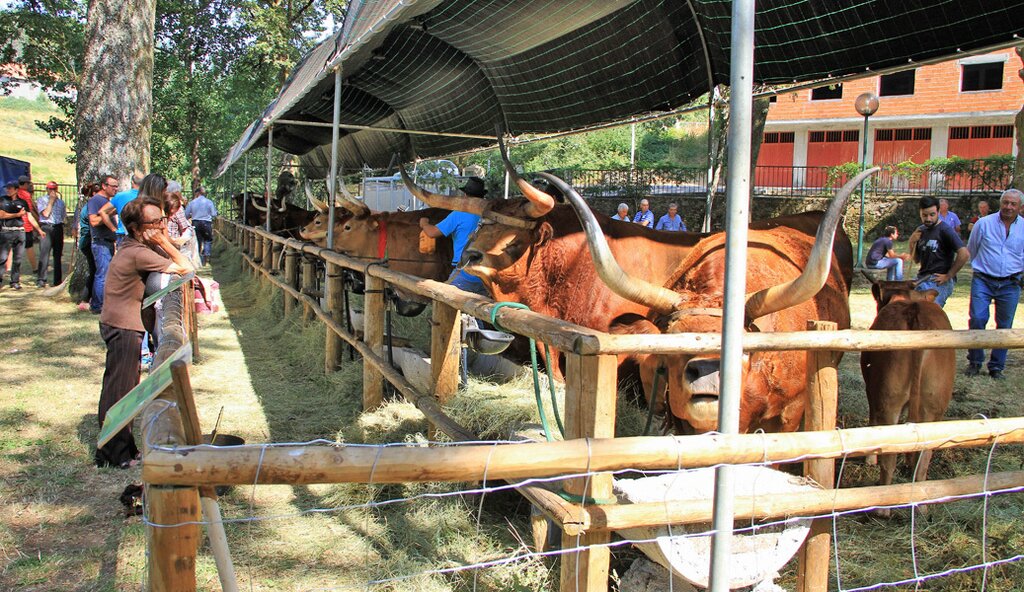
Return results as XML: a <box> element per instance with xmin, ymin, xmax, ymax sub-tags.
<box><xmin>0</xmin><ymin>230</ymin><xmax>25</xmax><ymax>284</ymax></box>
<box><xmin>873</xmin><ymin>256</ymin><xmax>904</xmax><ymax>281</ymax></box>
<box><xmin>193</xmin><ymin>220</ymin><xmax>213</xmax><ymax>264</ymax></box>
<box><xmin>446</xmin><ymin>268</ymin><xmax>489</xmax><ymax>297</ymax></box>
<box><xmin>968</xmin><ymin>272</ymin><xmax>1022</xmax><ymax>372</ymax></box>
<box><xmin>90</xmin><ymin>241</ymin><xmax>114</xmax><ymax>313</ymax></box>
<box><xmin>915</xmin><ymin>275</ymin><xmax>955</xmax><ymax>308</ymax></box>
<box><xmin>36</xmin><ymin>223</ymin><xmax>64</xmax><ymax>285</ymax></box>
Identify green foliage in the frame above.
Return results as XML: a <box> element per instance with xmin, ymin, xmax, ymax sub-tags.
<box><xmin>827</xmin><ymin>155</ymin><xmax>1015</xmax><ymax>194</ymax></box>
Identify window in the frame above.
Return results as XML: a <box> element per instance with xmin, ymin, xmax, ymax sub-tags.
<box><xmin>879</xmin><ymin>70</ymin><xmax>916</xmax><ymax>96</ymax></box>
<box><xmin>961</xmin><ymin>62</ymin><xmax>1003</xmax><ymax>91</ymax></box>
<box><xmin>876</xmin><ymin>128</ymin><xmax>930</xmax><ymax>142</ymax></box>
<box><xmin>842</xmin><ymin>130</ymin><xmax>860</xmax><ymax>142</ymax></box>
<box><xmin>810</xmin><ymin>84</ymin><xmax>843</xmax><ymax>101</ymax></box>
<box><xmin>971</xmin><ymin>126</ymin><xmax>991</xmax><ymax>139</ymax></box>
<box><xmin>949</xmin><ymin>126</ymin><xmax>970</xmax><ymax>140</ymax></box>
<box><xmin>768</xmin><ymin>95</ymin><xmax>777</xmax><ymax>103</ymax></box>
<box><xmin>993</xmin><ymin>125</ymin><xmax>1014</xmax><ymax>138</ymax></box>
<box><xmin>763</xmin><ymin>132</ymin><xmax>794</xmax><ymax>144</ymax></box>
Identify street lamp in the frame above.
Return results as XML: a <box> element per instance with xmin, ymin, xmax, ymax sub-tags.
<box><xmin>854</xmin><ymin>92</ymin><xmax>880</xmax><ymax>267</ymax></box>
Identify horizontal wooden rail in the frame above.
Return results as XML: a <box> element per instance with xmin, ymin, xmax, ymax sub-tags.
<box><xmin>143</xmin><ymin>416</ymin><xmax>1024</xmax><ymax>486</ymax></box>
<box><xmin>229</xmin><ymin>221</ymin><xmax>1024</xmax><ymax>356</ymax></box>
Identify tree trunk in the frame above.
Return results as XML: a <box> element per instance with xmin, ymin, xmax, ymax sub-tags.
<box><xmin>69</xmin><ymin>0</ymin><xmax>156</xmax><ymax>298</ymax></box>
<box><xmin>701</xmin><ymin>90</ymin><xmax>770</xmax><ymax>230</ymax></box>
<box><xmin>1014</xmin><ymin>45</ymin><xmax>1023</xmax><ymax>192</ymax></box>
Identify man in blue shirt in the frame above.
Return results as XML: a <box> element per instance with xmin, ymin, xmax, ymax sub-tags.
<box><xmin>185</xmin><ymin>186</ymin><xmax>217</xmax><ymax>265</ymax></box>
<box><xmin>611</xmin><ymin>203</ymin><xmax>630</xmax><ymax>221</ymax></box>
<box><xmin>964</xmin><ymin>189</ymin><xmax>1024</xmax><ymax>380</ymax></box>
<box><xmin>111</xmin><ymin>173</ymin><xmax>141</xmax><ymax>243</ymax></box>
<box><xmin>419</xmin><ymin>176</ymin><xmax>489</xmax><ymax>296</ymax></box>
<box><xmin>937</xmin><ymin>198</ymin><xmax>961</xmax><ymax>236</ymax></box>
<box><xmin>88</xmin><ymin>175</ymin><xmax>120</xmax><ymax>312</ymax></box>
<box><xmin>632</xmin><ymin>198</ymin><xmax>654</xmax><ymax>227</ymax></box>
<box><xmin>910</xmin><ymin>196</ymin><xmax>969</xmax><ymax>308</ymax></box>
<box><xmin>655</xmin><ymin>202</ymin><xmax>686</xmax><ymax>231</ymax></box>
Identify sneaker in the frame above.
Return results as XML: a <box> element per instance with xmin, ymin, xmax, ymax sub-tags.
<box><xmin>990</xmin><ymin>369</ymin><xmax>1006</xmax><ymax>380</ymax></box>
<box><xmin>77</xmin><ymin>302</ymin><xmax>90</xmax><ymax>312</ymax></box>
<box><xmin>964</xmin><ymin>363</ymin><xmax>982</xmax><ymax>377</ymax></box>
<box><xmin>36</xmin><ymin>282</ymin><xmax>45</xmax><ymax>288</ymax></box>
<box><xmin>11</xmin><ymin>283</ymin><xmax>21</xmax><ymax>290</ymax></box>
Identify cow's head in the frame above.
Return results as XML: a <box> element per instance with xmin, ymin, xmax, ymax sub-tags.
<box><xmin>555</xmin><ymin>167</ymin><xmax>878</xmax><ymax>432</ymax></box>
<box><xmin>869</xmin><ymin>279</ymin><xmax>938</xmax><ymax>312</ymax></box>
<box><xmin>298</xmin><ymin>181</ymin><xmax>353</xmax><ymax>246</ymax></box>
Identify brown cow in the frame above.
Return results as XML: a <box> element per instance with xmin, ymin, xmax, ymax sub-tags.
<box><xmin>861</xmin><ymin>281</ymin><xmax>954</xmax><ymax>494</ymax></box>
<box><xmin>239</xmin><ymin>171</ymin><xmax>317</xmax><ymax>239</ymax></box>
<box><xmin>554</xmin><ymin>168</ymin><xmax>878</xmax><ymax>433</ymax></box>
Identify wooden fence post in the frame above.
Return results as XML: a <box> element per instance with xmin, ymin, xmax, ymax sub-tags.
<box><xmin>325</xmin><ymin>262</ymin><xmax>344</xmax><ymax>373</ymax></box>
<box><xmin>262</xmin><ymin>238</ymin><xmax>273</xmax><ymax>274</ymax></box>
<box><xmin>560</xmin><ymin>353</ymin><xmax>618</xmax><ymax>592</ymax></box>
<box><xmin>283</xmin><ymin>250</ymin><xmax>299</xmax><ymax>315</ymax></box>
<box><xmin>301</xmin><ymin>258</ymin><xmax>316</xmax><ymax>322</ymax></box>
<box><xmin>362</xmin><ymin>273</ymin><xmax>386</xmax><ymax>410</ymax></box>
<box><xmin>430</xmin><ymin>302</ymin><xmax>460</xmax><ymax>406</ymax></box>
<box><xmin>797</xmin><ymin>320</ymin><xmax>839</xmax><ymax>592</ymax></box>
<box><xmin>147</xmin><ymin>484</ymin><xmax>200</xmax><ymax>591</ymax></box>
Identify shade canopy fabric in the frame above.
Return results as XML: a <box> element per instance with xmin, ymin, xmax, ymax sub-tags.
<box><xmin>216</xmin><ymin>0</ymin><xmax>1024</xmax><ymax>178</ymax></box>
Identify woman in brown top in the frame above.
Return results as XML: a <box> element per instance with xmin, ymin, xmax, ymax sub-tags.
<box><xmin>95</xmin><ymin>195</ymin><xmax>192</xmax><ymax>468</ymax></box>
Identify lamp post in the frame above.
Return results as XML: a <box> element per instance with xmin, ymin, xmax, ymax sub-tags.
<box><xmin>854</xmin><ymin>92</ymin><xmax>879</xmax><ymax>267</ymax></box>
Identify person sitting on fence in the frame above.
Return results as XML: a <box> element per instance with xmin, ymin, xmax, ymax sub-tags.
<box><xmin>909</xmin><ymin>196</ymin><xmax>969</xmax><ymax>308</ymax></box>
<box><xmin>632</xmin><ymin>198</ymin><xmax>654</xmax><ymax>227</ymax></box>
<box><xmin>967</xmin><ymin>199</ymin><xmax>990</xmax><ymax>235</ymax></box>
<box><xmin>95</xmin><ymin>195</ymin><xmax>193</xmax><ymax>469</ymax></box>
<box><xmin>937</xmin><ymin>198</ymin><xmax>961</xmax><ymax>236</ymax></box>
<box><xmin>611</xmin><ymin>202</ymin><xmax>630</xmax><ymax>221</ymax></box>
<box><xmin>655</xmin><ymin>202</ymin><xmax>686</xmax><ymax>231</ymax></box>
<box><xmin>864</xmin><ymin>226</ymin><xmax>911</xmax><ymax>281</ymax></box>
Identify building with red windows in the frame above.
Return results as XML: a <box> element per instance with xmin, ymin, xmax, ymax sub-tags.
<box><xmin>758</xmin><ymin>48</ymin><xmax>1021</xmax><ymax>189</ymax></box>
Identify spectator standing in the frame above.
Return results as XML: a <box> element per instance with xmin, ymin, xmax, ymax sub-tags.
<box><xmin>910</xmin><ymin>195</ymin><xmax>969</xmax><ymax>308</ymax></box>
<box><xmin>419</xmin><ymin>176</ymin><xmax>489</xmax><ymax>296</ymax></box>
<box><xmin>87</xmin><ymin>175</ymin><xmax>120</xmax><ymax>313</ymax></box>
<box><xmin>165</xmin><ymin>191</ymin><xmax>197</xmax><ymax>264</ymax></box>
<box><xmin>74</xmin><ymin>183</ymin><xmax>100</xmax><ymax>310</ymax></box>
<box><xmin>1</xmin><ymin>181</ymin><xmax>41</xmax><ymax>289</ymax></box>
<box><xmin>937</xmin><ymin>198</ymin><xmax>961</xmax><ymax>236</ymax></box>
<box><xmin>35</xmin><ymin>181</ymin><xmax>67</xmax><ymax>287</ymax></box>
<box><xmin>185</xmin><ymin>185</ymin><xmax>217</xmax><ymax>265</ymax></box>
<box><xmin>964</xmin><ymin>189</ymin><xmax>1024</xmax><ymax>380</ymax></box>
<box><xmin>111</xmin><ymin>173</ymin><xmax>142</xmax><ymax>244</ymax></box>
<box><xmin>864</xmin><ymin>226</ymin><xmax>911</xmax><ymax>281</ymax></box>
<box><xmin>95</xmin><ymin>196</ymin><xmax>193</xmax><ymax>468</ymax></box>
<box><xmin>655</xmin><ymin>202</ymin><xmax>686</xmax><ymax>231</ymax></box>
<box><xmin>632</xmin><ymin>198</ymin><xmax>654</xmax><ymax>227</ymax></box>
<box><xmin>16</xmin><ymin>175</ymin><xmax>40</xmax><ymax>272</ymax></box>
<box><xmin>611</xmin><ymin>203</ymin><xmax>630</xmax><ymax>221</ymax></box>
<box><xmin>967</xmin><ymin>200</ymin><xmax>990</xmax><ymax>234</ymax></box>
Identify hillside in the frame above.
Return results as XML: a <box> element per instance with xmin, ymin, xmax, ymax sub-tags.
<box><xmin>0</xmin><ymin>94</ymin><xmax>76</xmax><ymax>184</ymax></box>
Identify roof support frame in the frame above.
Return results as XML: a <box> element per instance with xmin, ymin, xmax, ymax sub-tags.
<box><xmin>275</xmin><ymin>118</ymin><xmax>496</xmax><ymax>141</ymax></box>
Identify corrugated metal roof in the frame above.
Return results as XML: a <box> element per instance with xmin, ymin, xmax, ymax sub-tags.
<box><xmin>216</xmin><ymin>0</ymin><xmax>1024</xmax><ymax>177</ymax></box>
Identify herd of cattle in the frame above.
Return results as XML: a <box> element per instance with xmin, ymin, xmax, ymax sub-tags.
<box><xmin>232</xmin><ymin>153</ymin><xmax>956</xmax><ymax>486</ymax></box>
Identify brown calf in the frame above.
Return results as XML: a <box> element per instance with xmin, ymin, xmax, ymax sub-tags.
<box><xmin>861</xmin><ymin>281</ymin><xmax>955</xmax><ymax>495</ymax></box>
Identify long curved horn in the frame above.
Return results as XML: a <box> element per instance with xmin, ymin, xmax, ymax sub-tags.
<box><xmin>497</xmin><ymin>132</ymin><xmax>553</xmax><ymax>218</ymax></box>
<box><xmin>398</xmin><ymin>160</ymin><xmax>487</xmax><ymax>215</ymax></box>
<box><xmin>329</xmin><ymin>177</ymin><xmax>370</xmax><ymax>217</ymax></box>
<box><xmin>276</xmin><ymin>195</ymin><xmax>288</xmax><ymax>212</ymax></box>
<box><xmin>303</xmin><ymin>180</ymin><xmax>328</xmax><ymax>213</ymax></box>
<box><xmin>540</xmin><ymin>172</ymin><xmax>682</xmax><ymax>314</ymax></box>
<box><xmin>744</xmin><ymin>167</ymin><xmax>880</xmax><ymax>320</ymax></box>
<box><xmin>250</xmin><ymin>196</ymin><xmax>268</xmax><ymax>212</ymax></box>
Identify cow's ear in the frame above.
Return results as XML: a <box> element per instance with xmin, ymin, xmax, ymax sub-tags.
<box><xmin>915</xmin><ymin>289</ymin><xmax>939</xmax><ymax>302</ymax></box>
<box><xmin>871</xmin><ymin>282</ymin><xmax>883</xmax><ymax>305</ymax></box>
<box><xmin>535</xmin><ymin>221</ymin><xmax>554</xmax><ymax>245</ymax></box>
<box><xmin>369</xmin><ymin>219</ymin><xmax>379</xmax><ymax>230</ymax></box>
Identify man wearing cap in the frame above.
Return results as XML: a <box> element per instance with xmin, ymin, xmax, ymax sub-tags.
<box><xmin>184</xmin><ymin>186</ymin><xmax>217</xmax><ymax>265</ymax></box>
<box><xmin>0</xmin><ymin>181</ymin><xmax>42</xmax><ymax>290</ymax></box>
<box><xmin>419</xmin><ymin>175</ymin><xmax>490</xmax><ymax>296</ymax></box>
<box><xmin>16</xmin><ymin>175</ymin><xmax>40</xmax><ymax>272</ymax></box>
<box><xmin>111</xmin><ymin>173</ymin><xmax>141</xmax><ymax>244</ymax></box>
<box><xmin>35</xmin><ymin>181</ymin><xmax>67</xmax><ymax>286</ymax></box>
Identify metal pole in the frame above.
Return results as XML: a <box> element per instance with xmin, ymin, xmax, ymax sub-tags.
<box><xmin>708</xmin><ymin>1</ymin><xmax>755</xmax><ymax>591</ymax></box>
<box><xmin>242</xmin><ymin>152</ymin><xmax>249</xmax><ymax>224</ymax></box>
<box><xmin>265</xmin><ymin>126</ymin><xmax>274</xmax><ymax>233</ymax></box>
<box><xmin>856</xmin><ymin>114</ymin><xmax>870</xmax><ymax>267</ymax></box>
<box><xmin>629</xmin><ymin>122</ymin><xmax>637</xmax><ymax>180</ymax></box>
<box><xmin>327</xmin><ymin>67</ymin><xmax>342</xmax><ymax>251</ymax></box>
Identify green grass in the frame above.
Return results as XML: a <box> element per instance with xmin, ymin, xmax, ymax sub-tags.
<box><xmin>0</xmin><ymin>95</ymin><xmax>76</xmax><ymax>184</ymax></box>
